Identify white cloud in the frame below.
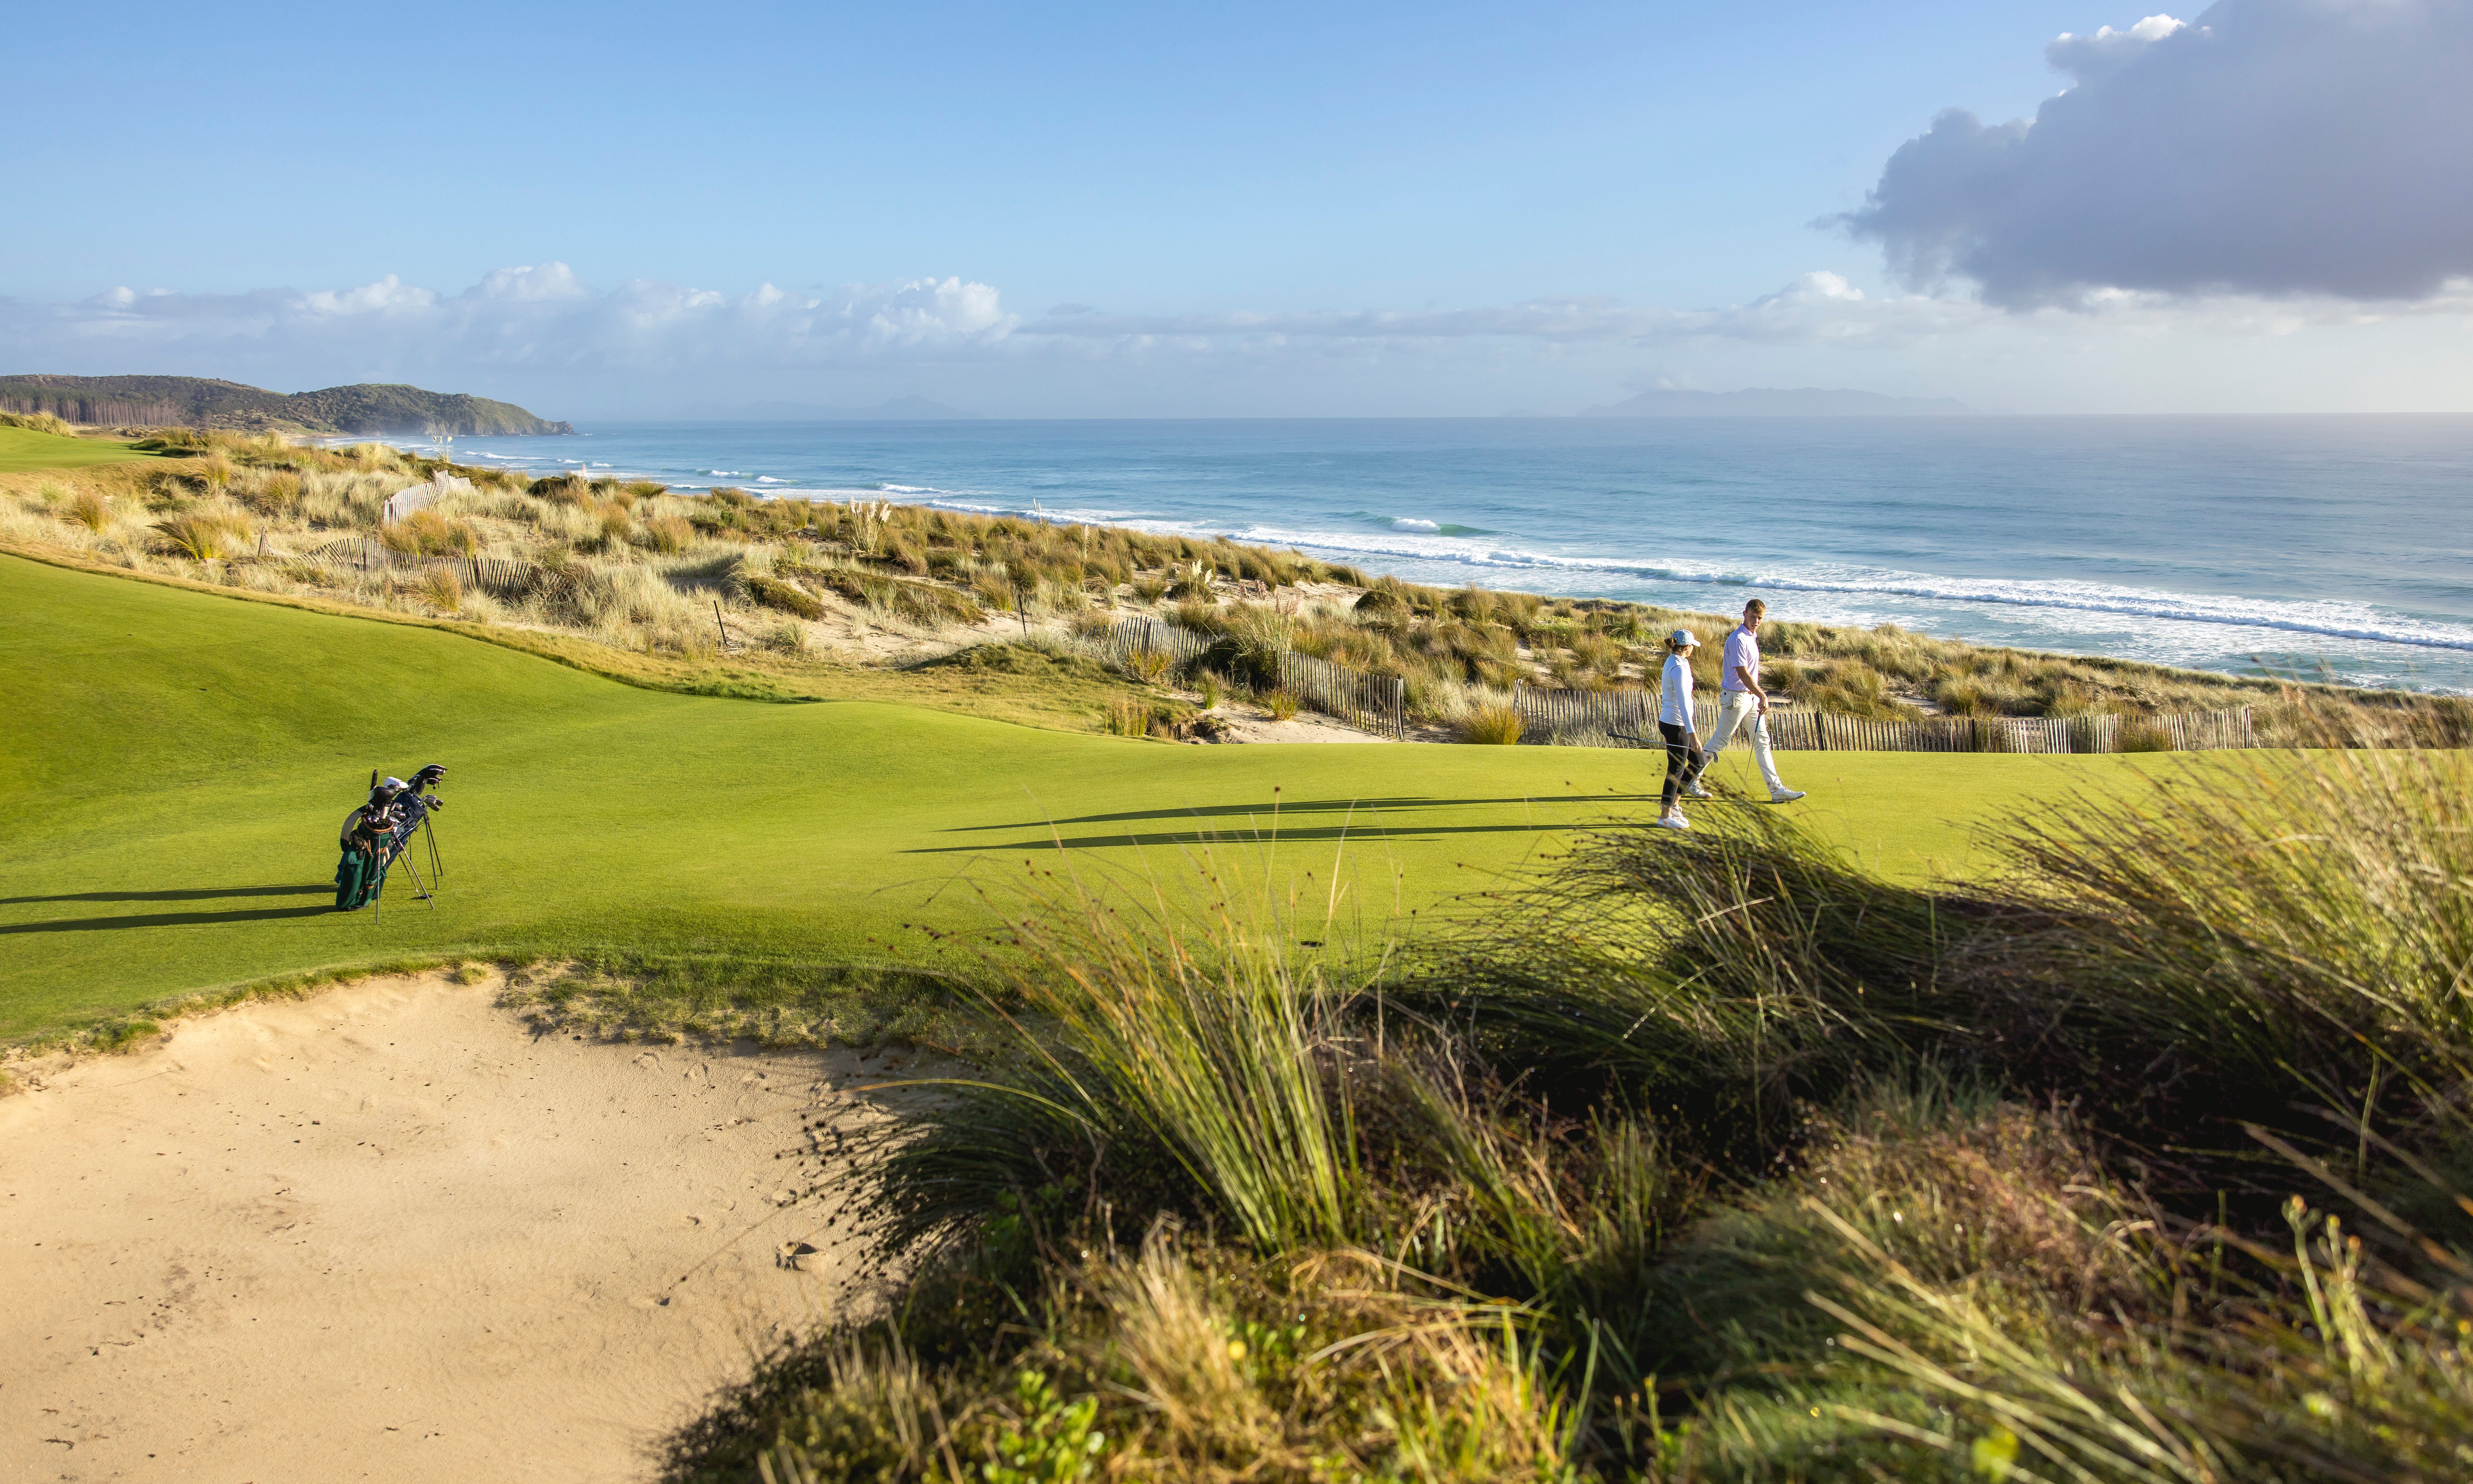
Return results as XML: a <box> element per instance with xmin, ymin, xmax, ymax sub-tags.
<box><xmin>4</xmin><ymin>259</ymin><xmax>2469</xmax><ymax>416</ymax></box>
<box><xmin>0</xmin><ymin>266</ymin><xmax>1019</xmax><ymax>381</ymax></box>
<box><xmin>2044</xmin><ymin>12</ymin><xmax>2188</xmax><ymax>82</ymax></box>
<box><xmin>1836</xmin><ymin>0</ymin><xmax>2473</xmax><ymax>306</ymax></box>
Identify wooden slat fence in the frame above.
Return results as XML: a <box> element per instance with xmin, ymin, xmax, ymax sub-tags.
<box><xmin>1075</xmin><ymin>615</ymin><xmax>1217</xmax><ymax>670</ymax></box>
<box><xmin>1272</xmin><ymin>649</ymin><xmax>1407</xmax><ymax>739</ymax></box>
<box><xmin>1514</xmin><ymin>683</ymin><xmax>2256</xmax><ymax>753</ymax></box>
<box><xmin>301</xmin><ymin>537</ymin><xmax>590</xmax><ymax>606</ymax></box>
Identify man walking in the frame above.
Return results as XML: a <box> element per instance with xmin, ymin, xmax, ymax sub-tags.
<box><xmin>1702</xmin><ymin>599</ymin><xmax>1805</xmax><ymax>803</ymax></box>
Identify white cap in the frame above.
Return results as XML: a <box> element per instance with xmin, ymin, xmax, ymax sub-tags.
<box><xmin>1670</xmin><ymin>628</ymin><xmax>1697</xmax><ymax>648</ymax></box>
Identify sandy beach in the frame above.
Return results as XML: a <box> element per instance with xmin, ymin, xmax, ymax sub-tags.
<box><xmin>0</xmin><ymin>973</ymin><xmax>916</xmax><ymax>1483</ymax></box>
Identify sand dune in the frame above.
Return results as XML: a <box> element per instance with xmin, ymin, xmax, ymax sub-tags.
<box><xmin>0</xmin><ymin>973</ymin><xmax>920</xmax><ymax>1483</ymax></box>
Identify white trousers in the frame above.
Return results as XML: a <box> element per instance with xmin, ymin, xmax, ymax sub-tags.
<box><xmin>1705</xmin><ymin>693</ymin><xmax>1787</xmax><ymax>793</ymax></box>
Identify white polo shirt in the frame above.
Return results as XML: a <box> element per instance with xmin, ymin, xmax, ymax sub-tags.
<box><xmin>1659</xmin><ymin>652</ymin><xmax>1694</xmax><ymax>725</ymax></box>
<box><xmin>1721</xmin><ymin>625</ymin><xmax>1760</xmax><ymax>694</ymax></box>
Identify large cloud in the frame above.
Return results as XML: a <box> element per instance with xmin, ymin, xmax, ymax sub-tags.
<box><xmin>1835</xmin><ymin>0</ymin><xmax>2473</xmax><ymax>306</ymax></box>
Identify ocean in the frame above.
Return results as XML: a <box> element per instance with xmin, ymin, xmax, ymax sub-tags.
<box><xmin>419</xmin><ymin>417</ymin><xmax>2473</xmax><ymax>695</ymax></box>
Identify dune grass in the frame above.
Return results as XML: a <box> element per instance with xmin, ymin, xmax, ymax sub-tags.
<box><xmin>691</xmin><ymin>739</ymin><xmax>2473</xmax><ymax>1484</ymax></box>
<box><xmin>0</xmin><ymin>553</ymin><xmax>2231</xmax><ymax>1045</ymax></box>
<box><xmin>0</xmin><ymin>424</ymin><xmax>158</xmax><ymax>473</ymax></box>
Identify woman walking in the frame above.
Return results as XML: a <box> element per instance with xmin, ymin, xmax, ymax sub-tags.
<box><xmin>1655</xmin><ymin>628</ymin><xmax>1707</xmax><ymax>830</ymax></box>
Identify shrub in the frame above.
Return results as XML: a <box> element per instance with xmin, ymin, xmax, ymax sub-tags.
<box><xmin>380</xmin><ymin>509</ymin><xmax>479</xmax><ymax>557</ymax></box>
<box><xmin>1132</xmin><ymin>577</ymin><xmax>1168</xmax><ymax>604</ymax></box>
<box><xmin>239</xmin><ymin>470</ymin><xmax>303</xmax><ymax>515</ymax></box>
<box><xmin>1263</xmin><ymin>687</ymin><xmax>1300</xmax><ymax>721</ymax></box>
<box><xmin>532</xmin><ymin>473</ymin><xmax>594</xmax><ymax>505</ymax></box>
<box><xmin>634</xmin><ymin>515</ymin><xmax>695</xmax><ymax>554</ymax></box>
<box><xmin>1122</xmin><ymin>648</ymin><xmax>1175</xmax><ymax>685</ymax></box>
<box><xmin>1455</xmin><ymin>703</ymin><xmax>1524</xmax><ymax>744</ymax></box>
<box><xmin>418</xmin><ymin>567</ymin><xmax>463</xmax><ymax>613</ymax></box>
<box><xmin>152</xmin><ymin>512</ymin><xmax>244</xmax><ymax>561</ymax></box>
<box><xmin>761</xmin><ymin>621</ymin><xmax>809</xmax><ymax>655</ymax></box>
<box><xmin>971</xmin><ymin>570</ymin><xmax>1015</xmax><ymax>610</ymax></box>
<box><xmin>63</xmin><ymin>489</ymin><xmax>113</xmax><ymax>532</ymax></box>
<box><xmin>1166</xmin><ymin>559</ymin><xmax>1216</xmax><ymax>601</ymax></box>
<box><xmin>1107</xmin><ymin>694</ymin><xmax>1150</xmax><ymax>738</ymax></box>
<box><xmin>746</xmin><ymin>574</ymin><xmax>825</xmax><ymax>620</ymax></box>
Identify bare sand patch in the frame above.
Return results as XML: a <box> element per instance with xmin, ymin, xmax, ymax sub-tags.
<box><xmin>1206</xmin><ymin>705</ymin><xmax>1396</xmax><ymax>745</ymax></box>
<box><xmin>0</xmin><ymin>973</ymin><xmax>922</xmax><ymax>1483</ymax></box>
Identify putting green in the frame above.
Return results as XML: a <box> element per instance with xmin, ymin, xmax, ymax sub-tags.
<box><xmin>1</xmin><ymin>554</ymin><xmax>2202</xmax><ymax>1041</ymax></box>
<box><xmin>0</xmin><ymin>426</ymin><xmax>156</xmax><ymax>473</ymax></box>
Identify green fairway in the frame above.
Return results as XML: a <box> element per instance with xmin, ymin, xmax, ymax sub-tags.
<box><xmin>0</xmin><ymin>426</ymin><xmax>157</xmax><ymax>473</ymax></box>
<box><xmin>1</xmin><ymin>554</ymin><xmax>2219</xmax><ymax>1041</ymax></box>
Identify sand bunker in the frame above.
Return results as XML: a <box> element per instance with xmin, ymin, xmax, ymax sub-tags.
<box><xmin>0</xmin><ymin>973</ymin><xmax>922</xmax><ymax>1483</ymax></box>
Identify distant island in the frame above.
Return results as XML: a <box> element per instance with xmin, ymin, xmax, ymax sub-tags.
<box><xmin>0</xmin><ymin>375</ymin><xmax>573</xmax><ymax>436</ymax></box>
<box><xmin>679</xmin><ymin>396</ymin><xmax>980</xmax><ymax>422</ymax></box>
<box><xmin>1579</xmin><ymin>387</ymin><xmax>1969</xmax><ymax>417</ymax></box>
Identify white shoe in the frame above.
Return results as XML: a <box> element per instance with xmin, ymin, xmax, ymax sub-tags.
<box><xmin>1769</xmin><ymin>788</ymin><xmax>1806</xmax><ymax>803</ymax></box>
<box><xmin>1654</xmin><ymin>811</ymin><xmax>1690</xmax><ymax>830</ymax></box>
<box><xmin>1683</xmin><ymin>781</ymin><xmax>1713</xmax><ymax>799</ymax></box>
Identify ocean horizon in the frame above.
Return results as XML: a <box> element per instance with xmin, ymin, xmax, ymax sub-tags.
<box><xmin>400</xmin><ymin>415</ymin><xmax>2473</xmax><ymax>695</ymax></box>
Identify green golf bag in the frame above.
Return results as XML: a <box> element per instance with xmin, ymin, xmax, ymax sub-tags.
<box><xmin>334</xmin><ymin>807</ymin><xmax>395</xmax><ymax>910</ymax></box>
<box><xmin>333</xmin><ymin>765</ymin><xmax>447</xmax><ymax>913</ymax></box>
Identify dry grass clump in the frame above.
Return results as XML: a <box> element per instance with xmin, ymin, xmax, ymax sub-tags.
<box><xmin>379</xmin><ymin>508</ymin><xmax>479</xmax><ymax>557</ymax></box>
<box><xmin>152</xmin><ymin>510</ymin><xmax>246</xmax><ymax>561</ymax></box>
<box><xmin>62</xmin><ymin>488</ymin><xmax>114</xmax><ymax>532</ymax></box>
<box><xmin>417</xmin><ymin>566</ymin><xmax>463</xmax><ymax>613</ymax></box>
<box><xmin>1454</xmin><ymin>702</ymin><xmax>1525</xmax><ymax>744</ymax></box>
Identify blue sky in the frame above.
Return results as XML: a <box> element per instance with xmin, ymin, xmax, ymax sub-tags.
<box><xmin>8</xmin><ymin>1</ymin><xmax>2470</xmax><ymax>416</ymax></box>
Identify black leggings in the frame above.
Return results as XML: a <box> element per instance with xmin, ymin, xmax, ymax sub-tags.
<box><xmin>1659</xmin><ymin>721</ymin><xmax>1705</xmax><ymax>810</ymax></box>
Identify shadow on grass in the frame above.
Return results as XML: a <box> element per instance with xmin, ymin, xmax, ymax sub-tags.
<box><xmin>911</xmin><ymin>791</ymin><xmax>1668</xmax><ymax>853</ymax></box>
<box><xmin>0</xmin><ymin>904</ymin><xmax>339</xmax><ymax>934</ymax></box>
<box><xmin>0</xmin><ymin>884</ymin><xmax>330</xmax><ymax>906</ymax></box>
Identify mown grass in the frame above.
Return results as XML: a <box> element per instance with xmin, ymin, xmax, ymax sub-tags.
<box><xmin>671</xmin><ymin>734</ymin><xmax>2473</xmax><ymax>1483</ymax></box>
<box><xmin>0</xmin><ymin>423</ymin><xmax>158</xmax><ymax>473</ymax></box>
<box><xmin>0</xmin><ymin>551</ymin><xmax>2182</xmax><ymax>1045</ymax></box>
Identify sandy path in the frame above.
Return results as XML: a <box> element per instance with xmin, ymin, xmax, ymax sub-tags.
<box><xmin>0</xmin><ymin>974</ymin><xmax>921</xmax><ymax>1483</ymax></box>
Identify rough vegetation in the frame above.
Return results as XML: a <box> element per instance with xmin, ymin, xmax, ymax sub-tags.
<box><xmin>668</xmin><ymin>736</ymin><xmax>2473</xmax><ymax>1482</ymax></box>
<box><xmin>1</xmin><ymin>426</ymin><xmax>2463</xmax><ymax>749</ymax></box>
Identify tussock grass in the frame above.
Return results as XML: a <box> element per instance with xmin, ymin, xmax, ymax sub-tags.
<box><xmin>63</xmin><ymin>488</ymin><xmax>112</xmax><ymax>532</ymax></box>
<box><xmin>1454</xmin><ymin>702</ymin><xmax>1524</xmax><ymax>744</ymax></box>
<box><xmin>671</xmin><ymin>737</ymin><xmax>2473</xmax><ymax>1482</ymax></box>
<box><xmin>152</xmin><ymin>510</ymin><xmax>246</xmax><ymax>561</ymax></box>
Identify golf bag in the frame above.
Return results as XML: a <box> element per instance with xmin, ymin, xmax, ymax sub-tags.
<box><xmin>334</xmin><ymin>764</ymin><xmax>447</xmax><ymax>912</ymax></box>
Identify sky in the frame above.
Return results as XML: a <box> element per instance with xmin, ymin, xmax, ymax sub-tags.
<box><xmin>5</xmin><ymin>0</ymin><xmax>2469</xmax><ymax>418</ymax></box>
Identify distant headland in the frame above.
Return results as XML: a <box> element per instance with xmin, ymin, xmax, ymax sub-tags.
<box><xmin>0</xmin><ymin>375</ymin><xmax>573</xmax><ymax>436</ymax></box>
